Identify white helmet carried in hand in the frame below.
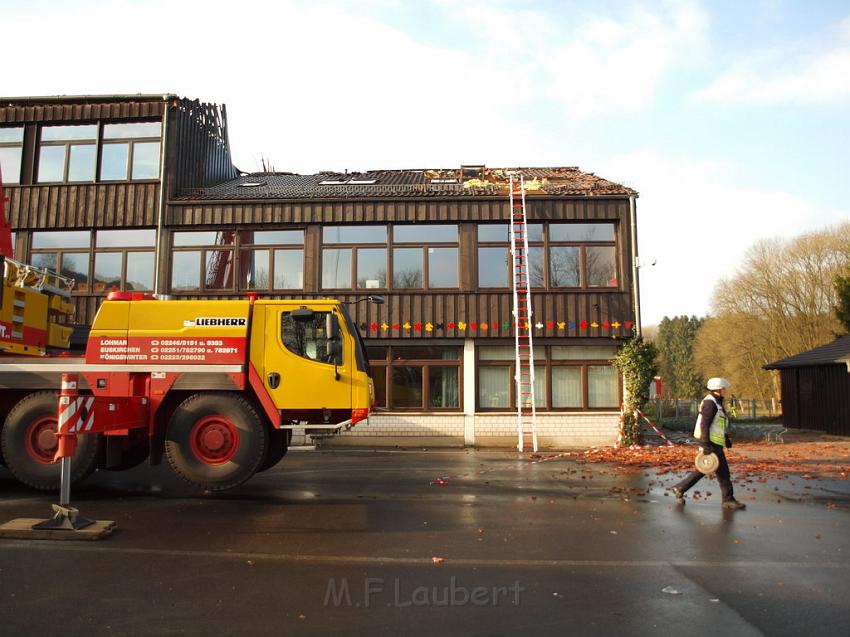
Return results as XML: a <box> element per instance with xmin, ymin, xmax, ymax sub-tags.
<box><xmin>706</xmin><ymin>377</ymin><xmax>731</xmax><ymax>391</ymax></box>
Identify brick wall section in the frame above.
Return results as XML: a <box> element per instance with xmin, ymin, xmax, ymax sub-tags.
<box><xmin>322</xmin><ymin>412</ymin><xmax>619</xmax><ymax>448</ymax></box>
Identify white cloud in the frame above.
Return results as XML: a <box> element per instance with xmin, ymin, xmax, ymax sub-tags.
<box><xmin>600</xmin><ymin>150</ymin><xmax>848</xmax><ymax>325</ymax></box>
<box><xmin>693</xmin><ymin>16</ymin><xmax>850</xmax><ymax>104</ymax></box>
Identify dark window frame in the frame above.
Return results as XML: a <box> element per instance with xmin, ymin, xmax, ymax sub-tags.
<box><xmin>169</xmin><ymin>229</ymin><xmax>306</xmax><ymax>294</ymax></box>
<box><xmin>368</xmin><ymin>345</ymin><xmax>462</xmax><ymax>412</ymax></box>
<box><xmin>475</xmin><ymin>345</ymin><xmax>621</xmax><ymax>412</ymax></box>
<box><xmin>100</xmin><ymin>122</ymin><xmax>163</xmax><ymax>182</ymax></box>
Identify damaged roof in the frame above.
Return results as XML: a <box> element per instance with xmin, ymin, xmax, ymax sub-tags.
<box><xmin>175</xmin><ymin>166</ymin><xmax>636</xmax><ymax>201</ymax></box>
<box><xmin>764</xmin><ymin>335</ymin><xmax>850</xmax><ymax>370</ymax></box>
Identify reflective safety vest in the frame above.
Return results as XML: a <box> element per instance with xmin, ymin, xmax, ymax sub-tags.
<box><xmin>693</xmin><ymin>394</ymin><xmax>728</xmax><ymax>446</ymax></box>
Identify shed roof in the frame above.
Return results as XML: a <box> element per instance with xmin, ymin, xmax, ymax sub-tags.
<box><xmin>175</xmin><ymin>166</ymin><xmax>636</xmax><ymax>201</ymax></box>
<box><xmin>764</xmin><ymin>335</ymin><xmax>850</xmax><ymax>370</ymax></box>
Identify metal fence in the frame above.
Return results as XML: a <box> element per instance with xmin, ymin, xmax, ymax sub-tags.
<box><xmin>647</xmin><ymin>398</ymin><xmax>782</xmax><ymax>423</ymax></box>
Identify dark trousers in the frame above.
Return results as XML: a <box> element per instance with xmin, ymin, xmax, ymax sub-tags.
<box><xmin>676</xmin><ymin>442</ymin><xmax>735</xmax><ymax>502</ymax></box>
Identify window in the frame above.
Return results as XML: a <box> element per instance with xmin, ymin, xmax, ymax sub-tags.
<box><xmin>549</xmin><ymin>223</ymin><xmax>618</xmax><ymax>288</ymax></box>
<box><xmin>94</xmin><ymin>229</ymin><xmax>156</xmax><ymax>291</ymax></box>
<box><xmin>281</xmin><ymin>310</ymin><xmax>335</xmax><ymax>364</ymax></box>
<box><xmin>476</xmin><ymin>222</ymin><xmax>617</xmax><ymax>290</ymax></box>
<box><xmin>100</xmin><ymin>122</ymin><xmax>162</xmax><ymax>181</ymax></box>
<box><xmin>37</xmin><ymin>125</ymin><xmax>98</xmax><ymax>183</ymax></box>
<box><xmin>392</xmin><ymin>225</ymin><xmax>458</xmax><ymax>290</ymax></box>
<box><xmin>322</xmin><ymin>226</ymin><xmax>387</xmax><ymax>290</ymax></box>
<box><xmin>170</xmin><ymin>229</ymin><xmax>304</xmax><ymax>292</ymax></box>
<box><xmin>35</xmin><ymin>121</ymin><xmax>161</xmax><ymax>184</ymax></box>
<box><xmin>0</xmin><ymin>127</ymin><xmax>24</xmax><ymax>184</ymax></box>
<box><xmin>477</xmin><ymin>345</ymin><xmax>620</xmax><ymax>411</ymax></box>
<box><xmin>477</xmin><ymin>224</ymin><xmax>544</xmax><ymax>288</ymax></box>
<box><xmin>368</xmin><ymin>346</ymin><xmax>460</xmax><ymax>410</ymax></box>
<box><xmin>31</xmin><ymin>229</ymin><xmax>157</xmax><ymax>293</ymax></box>
<box><xmin>31</xmin><ymin>231</ymin><xmax>91</xmax><ymax>291</ymax></box>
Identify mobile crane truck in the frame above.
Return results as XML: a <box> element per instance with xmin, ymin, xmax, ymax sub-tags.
<box><xmin>0</xmin><ymin>173</ymin><xmax>378</xmax><ymax>492</ymax></box>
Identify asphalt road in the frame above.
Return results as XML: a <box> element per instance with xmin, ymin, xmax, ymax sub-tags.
<box><xmin>1</xmin><ymin>449</ymin><xmax>848</xmax><ymax>636</ymax></box>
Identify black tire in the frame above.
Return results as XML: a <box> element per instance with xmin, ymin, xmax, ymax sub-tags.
<box><xmin>165</xmin><ymin>392</ymin><xmax>267</xmax><ymax>491</ymax></box>
<box><xmin>0</xmin><ymin>391</ymin><xmax>102</xmax><ymax>491</ymax></box>
<box><xmin>257</xmin><ymin>428</ymin><xmax>291</xmax><ymax>473</ymax></box>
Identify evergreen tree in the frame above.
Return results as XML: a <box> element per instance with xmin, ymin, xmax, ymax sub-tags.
<box><xmin>836</xmin><ymin>270</ymin><xmax>850</xmax><ymax>335</ymax></box>
<box><xmin>656</xmin><ymin>315</ymin><xmax>704</xmax><ymax>399</ymax></box>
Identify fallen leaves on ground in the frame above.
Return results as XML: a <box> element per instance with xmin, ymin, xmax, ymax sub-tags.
<box><xmin>568</xmin><ymin>441</ymin><xmax>850</xmax><ymax>480</ymax></box>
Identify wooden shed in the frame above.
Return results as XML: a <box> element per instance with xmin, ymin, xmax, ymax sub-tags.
<box><xmin>765</xmin><ymin>335</ymin><xmax>850</xmax><ymax>436</ymax></box>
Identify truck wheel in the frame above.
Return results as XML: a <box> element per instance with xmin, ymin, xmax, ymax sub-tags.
<box><xmin>165</xmin><ymin>393</ymin><xmax>267</xmax><ymax>491</ymax></box>
<box><xmin>257</xmin><ymin>428</ymin><xmax>291</xmax><ymax>473</ymax></box>
<box><xmin>0</xmin><ymin>391</ymin><xmax>103</xmax><ymax>491</ymax></box>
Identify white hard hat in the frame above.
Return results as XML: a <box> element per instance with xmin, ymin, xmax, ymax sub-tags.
<box><xmin>706</xmin><ymin>377</ymin><xmax>731</xmax><ymax>390</ymax></box>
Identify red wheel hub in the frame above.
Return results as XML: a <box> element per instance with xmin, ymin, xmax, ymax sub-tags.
<box><xmin>25</xmin><ymin>416</ymin><xmax>59</xmax><ymax>464</ymax></box>
<box><xmin>189</xmin><ymin>415</ymin><xmax>239</xmax><ymax>465</ymax></box>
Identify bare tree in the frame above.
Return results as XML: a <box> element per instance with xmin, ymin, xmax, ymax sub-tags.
<box><xmin>694</xmin><ymin>221</ymin><xmax>850</xmax><ymax>398</ymax></box>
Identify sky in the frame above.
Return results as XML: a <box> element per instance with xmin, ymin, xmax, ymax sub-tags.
<box><xmin>3</xmin><ymin>0</ymin><xmax>848</xmax><ymax>325</ymax></box>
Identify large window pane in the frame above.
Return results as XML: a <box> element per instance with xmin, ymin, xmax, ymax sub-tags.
<box><xmin>528</xmin><ymin>246</ymin><xmax>545</xmax><ymax>287</ymax></box>
<box><xmin>479</xmin><ymin>247</ymin><xmax>508</xmax><ymax>287</ymax></box>
<box><xmin>126</xmin><ymin>252</ymin><xmax>154</xmax><ymax>290</ymax></box>
<box><xmin>322</xmin><ymin>248</ymin><xmax>351</xmax><ymax>288</ymax></box>
<box><xmin>100</xmin><ymin>143</ymin><xmax>129</xmax><ymax>180</ymax></box>
<box><xmin>526</xmin><ymin>224</ymin><xmax>544</xmax><ymax>242</ymax></box>
<box><xmin>392</xmin><ymin>346</ymin><xmax>459</xmax><ymax>360</ymax></box>
<box><xmin>371</xmin><ymin>366</ymin><xmax>387</xmax><ymax>407</ymax></box>
<box><xmin>37</xmin><ymin>146</ymin><xmax>65</xmax><ymax>182</ymax></box>
<box><xmin>551</xmin><ymin>346</ymin><xmax>618</xmax><ymax>360</ymax></box>
<box><xmin>61</xmin><ymin>253</ymin><xmax>89</xmax><ymax>291</ymax></box>
<box><xmin>479</xmin><ymin>367</ymin><xmax>510</xmax><ymax>408</ymax></box>
<box><xmin>93</xmin><ymin>252</ymin><xmax>122</xmax><ymax>291</ymax></box>
<box><xmin>550</xmin><ymin>246</ymin><xmax>580</xmax><ymax>287</ymax></box>
<box><xmin>173</xmin><ymin>231</ymin><xmax>234</xmax><ymax>247</ymax></box>
<box><xmin>588</xmin><ymin>366</ymin><xmax>618</xmax><ymax>408</ymax></box>
<box><xmin>33</xmin><ymin>231</ymin><xmax>90</xmax><ymax>249</ymax></box>
<box><xmin>0</xmin><ymin>128</ymin><xmax>24</xmax><ymax>143</ymax></box>
<box><xmin>357</xmin><ymin>248</ymin><xmax>387</xmax><ymax>289</ymax></box>
<box><xmin>533</xmin><ymin>370</ymin><xmax>546</xmax><ymax>409</ymax></box>
<box><xmin>281</xmin><ymin>311</ymin><xmax>332</xmax><ymax>364</ymax></box>
<box><xmin>41</xmin><ymin>125</ymin><xmax>97</xmax><ymax>141</ymax></box>
<box><xmin>205</xmin><ymin>250</ymin><xmax>234</xmax><ymax>289</ymax></box>
<box><xmin>429</xmin><ymin>367</ymin><xmax>459</xmax><ymax>408</ymax></box>
<box><xmin>553</xmin><ymin>367</ymin><xmax>582</xmax><ymax>408</ymax></box>
<box><xmin>131</xmin><ymin>141</ymin><xmax>161</xmax><ymax>179</ymax></box>
<box><xmin>0</xmin><ymin>147</ymin><xmax>22</xmax><ymax>184</ymax></box>
<box><xmin>247</xmin><ymin>230</ymin><xmax>304</xmax><ymax>245</ymax></box>
<box><xmin>479</xmin><ymin>346</ymin><xmax>545</xmax><ymax>361</ymax></box>
<box><xmin>478</xmin><ymin>224</ymin><xmax>509</xmax><ymax>242</ymax></box>
<box><xmin>171</xmin><ymin>251</ymin><xmax>201</xmax><ymax>290</ymax></box>
<box><xmin>550</xmin><ymin>223</ymin><xmax>615</xmax><ymax>242</ymax></box>
<box><xmin>32</xmin><ymin>252</ymin><xmax>57</xmax><ymax>270</ymax></box>
<box><xmin>392</xmin><ymin>367</ymin><xmax>423</xmax><ymax>408</ymax></box>
<box><xmin>428</xmin><ymin>247</ymin><xmax>458</xmax><ymax>288</ymax></box>
<box><xmin>96</xmin><ymin>229</ymin><xmax>156</xmax><ymax>248</ymax></box>
<box><xmin>243</xmin><ymin>249</ymin><xmax>270</xmax><ymax>290</ymax></box>
<box><xmin>274</xmin><ymin>249</ymin><xmax>303</xmax><ymax>289</ymax></box>
<box><xmin>103</xmin><ymin>122</ymin><xmax>162</xmax><ymax>139</ymax></box>
<box><xmin>586</xmin><ymin>246</ymin><xmax>618</xmax><ymax>287</ymax></box>
<box><xmin>392</xmin><ymin>248</ymin><xmax>422</xmax><ymax>288</ymax></box>
<box><xmin>323</xmin><ymin>226</ymin><xmax>386</xmax><ymax>243</ymax></box>
<box><xmin>393</xmin><ymin>225</ymin><xmax>457</xmax><ymax>243</ymax></box>
<box><xmin>67</xmin><ymin>144</ymin><xmax>96</xmax><ymax>182</ymax></box>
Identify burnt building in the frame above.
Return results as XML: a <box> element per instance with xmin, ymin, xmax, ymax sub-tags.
<box><xmin>0</xmin><ymin>94</ymin><xmax>643</xmax><ymax>447</ymax></box>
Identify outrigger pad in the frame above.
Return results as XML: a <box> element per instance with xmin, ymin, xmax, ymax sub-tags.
<box><xmin>0</xmin><ymin>510</ymin><xmax>116</xmax><ymax>541</ymax></box>
<box><xmin>32</xmin><ymin>505</ymin><xmax>95</xmax><ymax>531</ymax></box>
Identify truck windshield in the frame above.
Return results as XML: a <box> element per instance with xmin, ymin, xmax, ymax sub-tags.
<box><xmin>339</xmin><ymin>305</ymin><xmax>370</xmax><ymax>375</ymax></box>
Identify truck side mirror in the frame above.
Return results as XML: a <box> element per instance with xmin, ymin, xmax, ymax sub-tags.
<box><xmin>326</xmin><ymin>340</ymin><xmax>343</xmax><ymax>365</ymax></box>
<box><xmin>325</xmin><ymin>313</ymin><xmax>340</xmax><ymax>340</ymax></box>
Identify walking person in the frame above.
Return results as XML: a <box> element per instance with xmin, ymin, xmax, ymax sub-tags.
<box><xmin>672</xmin><ymin>377</ymin><xmax>746</xmax><ymax>510</ymax></box>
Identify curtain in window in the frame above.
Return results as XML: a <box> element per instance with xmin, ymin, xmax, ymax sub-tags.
<box><xmin>552</xmin><ymin>367</ymin><xmax>582</xmax><ymax>407</ymax></box>
<box><xmin>588</xmin><ymin>365</ymin><xmax>618</xmax><ymax>407</ymax></box>
<box><xmin>479</xmin><ymin>367</ymin><xmax>510</xmax><ymax>408</ymax></box>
